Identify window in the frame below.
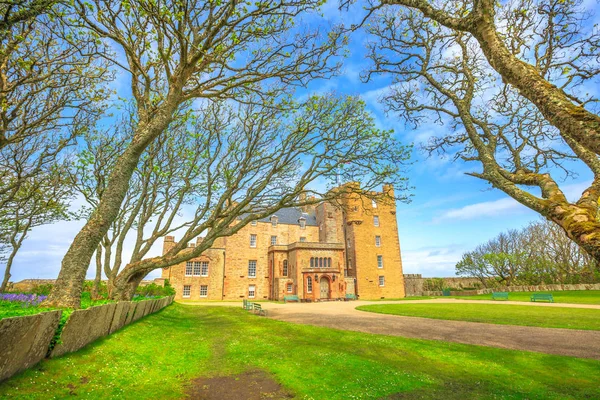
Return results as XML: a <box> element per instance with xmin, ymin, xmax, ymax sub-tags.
<box><xmin>299</xmin><ymin>217</ymin><xmax>306</xmax><ymax>229</ymax></box>
<box><xmin>283</xmin><ymin>260</ymin><xmax>288</xmax><ymax>276</ymax></box>
<box><xmin>379</xmin><ymin>276</ymin><xmax>385</xmax><ymax>287</ymax></box>
<box><xmin>271</xmin><ymin>215</ymin><xmax>278</xmax><ymax>227</ymax></box>
<box><xmin>248</xmin><ymin>285</ymin><xmax>256</xmax><ymax>298</ymax></box>
<box><xmin>185</xmin><ymin>262</ymin><xmax>193</xmax><ymax>276</ymax></box>
<box><xmin>248</xmin><ymin>260</ymin><xmax>257</xmax><ymax>278</ymax></box>
<box><xmin>251</xmin><ymin>220</ymin><xmax>257</xmax><ymax>226</ymax></box>
<box><xmin>348</xmin><ymin>259</ymin><xmax>352</xmax><ymax>269</ymax></box>
<box><xmin>328</xmin><ymin>257</ymin><xmax>332</xmax><ymax>268</ymax></box>
<box><xmin>287</xmin><ymin>283</ymin><xmax>293</xmax><ymax>293</ymax></box>
<box><xmin>250</xmin><ymin>234</ymin><xmax>257</xmax><ymax>248</ymax></box>
<box><xmin>307</xmin><ymin>276</ymin><xmax>312</xmax><ymax>293</ymax></box>
<box><xmin>377</xmin><ymin>255</ymin><xmax>383</xmax><ymax>269</ymax></box>
<box><xmin>344</xmin><ymin>269</ymin><xmax>348</xmax><ymax>277</ymax></box>
<box><xmin>375</xmin><ymin>236</ymin><xmax>381</xmax><ymax>247</ymax></box>
<box><xmin>319</xmin><ymin>257</ymin><xmax>323</xmax><ymax>268</ymax></box>
<box><xmin>271</xmin><ymin>235</ymin><xmax>277</xmax><ymax>245</ymax></box>
<box><xmin>200</xmin><ymin>285</ymin><xmax>208</xmax><ymax>297</ymax></box>
<box><xmin>300</xmin><ymin>237</ymin><xmax>306</xmax><ymax>242</ymax></box>
<box><xmin>201</xmin><ymin>261</ymin><xmax>209</xmax><ymax>277</ymax></box>
<box><xmin>183</xmin><ymin>285</ymin><xmax>191</xmax><ymax>298</ymax></box>
<box><xmin>347</xmin><ymin>238</ymin><xmax>351</xmax><ymax>248</ymax></box>
<box><xmin>372</xmin><ymin>199</ymin><xmax>377</xmax><ymax>208</ymax></box>
<box><xmin>193</xmin><ymin>261</ymin><xmax>201</xmax><ymax>276</ymax></box>
<box><xmin>374</xmin><ymin>216</ymin><xmax>380</xmax><ymax>227</ymax></box>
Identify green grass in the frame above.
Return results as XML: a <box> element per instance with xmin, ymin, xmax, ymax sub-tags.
<box><xmin>357</xmin><ymin>303</ymin><xmax>600</xmax><ymax>330</ymax></box>
<box><xmin>448</xmin><ymin>290</ymin><xmax>600</xmax><ymax>305</ymax></box>
<box><xmin>0</xmin><ymin>301</ymin><xmax>56</xmax><ymax>319</ymax></box>
<box><xmin>1</xmin><ymin>304</ymin><xmax>599</xmax><ymax>399</ymax></box>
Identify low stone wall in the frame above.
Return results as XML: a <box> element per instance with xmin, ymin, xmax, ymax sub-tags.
<box><xmin>423</xmin><ymin>283</ymin><xmax>600</xmax><ymax>297</ymax></box>
<box><xmin>1</xmin><ymin>295</ymin><xmax>174</xmax><ymax>382</ymax></box>
<box><xmin>476</xmin><ymin>283</ymin><xmax>600</xmax><ymax>294</ymax></box>
<box><xmin>0</xmin><ymin>310</ymin><xmax>62</xmax><ymax>382</ymax></box>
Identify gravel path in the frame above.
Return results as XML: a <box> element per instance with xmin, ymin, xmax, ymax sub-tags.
<box><xmin>181</xmin><ymin>299</ymin><xmax>600</xmax><ymax>359</ymax></box>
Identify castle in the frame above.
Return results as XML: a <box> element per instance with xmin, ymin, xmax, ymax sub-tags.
<box><xmin>161</xmin><ymin>184</ymin><xmax>405</xmax><ymax>301</ymax></box>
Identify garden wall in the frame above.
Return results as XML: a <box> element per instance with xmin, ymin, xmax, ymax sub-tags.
<box><xmin>423</xmin><ymin>283</ymin><xmax>600</xmax><ymax>296</ymax></box>
<box><xmin>0</xmin><ymin>295</ymin><xmax>174</xmax><ymax>382</ymax></box>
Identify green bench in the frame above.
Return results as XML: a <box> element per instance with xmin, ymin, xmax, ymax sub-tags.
<box><xmin>253</xmin><ymin>303</ymin><xmax>267</xmax><ymax>316</ymax></box>
<box><xmin>491</xmin><ymin>292</ymin><xmax>509</xmax><ymax>300</ymax></box>
<box><xmin>345</xmin><ymin>294</ymin><xmax>357</xmax><ymax>301</ymax></box>
<box><xmin>243</xmin><ymin>299</ymin><xmax>254</xmax><ymax>310</ymax></box>
<box><xmin>284</xmin><ymin>295</ymin><xmax>300</xmax><ymax>303</ymax></box>
<box><xmin>531</xmin><ymin>293</ymin><xmax>554</xmax><ymax>303</ymax></box>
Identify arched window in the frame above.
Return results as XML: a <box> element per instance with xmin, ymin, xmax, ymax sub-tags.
<box><xmin>328</xmin><ymin>258</ymin><xmax>332</xmax><ymax>268</ymax></box>
<box><xmin>307</xmin><ymin>276</ymin><xmax>313</xmax><ymax>293</ymax></box>
<box><xmin>319</xmin><ymin>258</ymin><xmax>323</xmax><ymax>268</ymax></box>
<box><xmin>310</xmin><ymin>258</ymin><xmax>314</xmax><ymax>268</ymax></box>
<box><xmin>283</xmin><ymin>260</ymin><xmax>288</xmax><ymax>277</ymax></box>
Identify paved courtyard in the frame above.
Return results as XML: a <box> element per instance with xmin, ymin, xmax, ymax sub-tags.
<box><xmin>182</xmin><ymin>299</ymin><xmax>600</xmax><ymax>359</ymax></box>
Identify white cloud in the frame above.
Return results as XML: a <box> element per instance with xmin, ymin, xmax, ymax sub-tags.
<box><xmin>435</xmin><ymin>197</ymin><xmax>525</xmax><ymax>222</ymax></box>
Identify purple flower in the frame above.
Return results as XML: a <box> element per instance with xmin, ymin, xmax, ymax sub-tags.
<box><xmin>0</xmin><ymin>293</ymin><xmax>47</xmax><ymax>307</ymax></box>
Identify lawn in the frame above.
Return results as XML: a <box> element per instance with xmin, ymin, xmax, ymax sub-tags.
<box><xmin>449</xmin><ymin>290</ymin><xmax>600</xmax><ymax>305</ymax></box>
<box><xmin>1</xmin><ymin>304</ymin><xmax>599</xmax><ymax>399</ymax></box>
<box><xmin>357</xmin><ymin>303</ymin><xmax>600</xmax><ymax>330</ymax></box>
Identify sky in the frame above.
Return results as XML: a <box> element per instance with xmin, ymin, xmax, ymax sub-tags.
<box><xmin>8</xmin><ymin>1</ymin><xmax>600</xmax><ymax>283</ymax></box>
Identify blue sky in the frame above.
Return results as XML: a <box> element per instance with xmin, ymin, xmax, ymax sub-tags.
<box><xmin>8</xmin><ymin>1</ymin><xmax>599</xmax><ymax>282</ymax></box>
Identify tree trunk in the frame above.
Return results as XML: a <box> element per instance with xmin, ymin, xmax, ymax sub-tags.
<box><xmin>111</xmin><ymin>271</ymin><xmax>146</xmax><ymax>301</ymax></box>
<box><xmin>547</xmin><ymin>204</ymin><xmax>600</xmax><ymax>265</ymax></box>
<box><xmin>44</xmin><ymin>111</ymin><xmax>175</xmax><ymax>308</ymax></box>
<box><xmin>1</xmin><ymin>263</ymin><xmax>11</xmax><ymax>292</ymax></box>
<box><xmin>91</xmin><ymin>246</ymin><xmax>102</xmax><ymax>300</ymax></box>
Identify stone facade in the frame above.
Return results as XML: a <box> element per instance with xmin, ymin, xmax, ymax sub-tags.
<box><xmin>162</xmin><ymin>185</ymin><xmax>406</xmax><ymax>301</ymax></box>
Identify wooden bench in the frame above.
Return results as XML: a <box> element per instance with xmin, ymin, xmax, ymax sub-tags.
<box><xmin>531</xmin><ymin>293</ymin><xmax>554</xmax><ymax>303</ymax></box>
<box><xmin>345</xmin><ymin>294</ymin><xmax>357</xmax><ymax>301</ymax></box>
<box><xmin>253</xmin><ymin>303</ymin><xmax>267</xmax><ymax>316</ymax></box>
<box><xmin>284</xmin><ymin>295</ymin><xmax>300</xmax><ymax>303</ymax></box>
<box><xmin>491</xmin><ymin>292</ymin><xmax>509</xmax><ymax>301</ymax></box>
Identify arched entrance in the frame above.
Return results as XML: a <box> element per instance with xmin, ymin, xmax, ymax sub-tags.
<box><xmin>319</xmin><ymin>276</ymin><xmax>330</xmax><ymax>299</ymax></box>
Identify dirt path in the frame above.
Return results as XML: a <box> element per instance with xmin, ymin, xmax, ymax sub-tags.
<box><xmin>181</xmin><ymin>299</ymin><xmax>600</xmax><ymax>360</ymax></box>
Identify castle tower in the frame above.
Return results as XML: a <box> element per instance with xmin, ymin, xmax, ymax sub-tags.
<box><xmin>342</xmin><ymin>184</ymin><xmax>405</xmax><ymax>299</ymax></box>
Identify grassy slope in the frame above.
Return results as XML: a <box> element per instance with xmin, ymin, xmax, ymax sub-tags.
<box><xmin>448</xmin><ymin>290</ymin><xmax>600</xmax><ymax>304</ymax></box>
<box><xmin>1</xmin><ymin>304</ymin><xmax>599</xmax><ymax>399</ymax></box>
<box><xmin>357</xmin><ymin>303</ymin><xmax>600</xmax><ymax>330</ymax></box>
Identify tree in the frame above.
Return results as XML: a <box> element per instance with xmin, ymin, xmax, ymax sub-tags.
<box><xmin>456</xmin><ymin>220</ymin><xmax>599</xmax><ymax>285</ymax></box>
<box><xmin>0</xmin><ymin>149</ymin><xmax>73</xmax><ymax>292</ymax></box>
<box><xmin>46</xmin><ymin>0</ymin><xmax>350</xmax><ymax>308</ymax></box>
<box><xmin>71</xmin><ymin>107</ymin><xmax>215</xmax><ymax>298</ymax></box>
<box><xmin>77</xmin><ymin>94</ymin><xmax>411</xmax><ymax>300</ymax></box>
<box><xmin>364</xmin><ymin>5</ymin><xmax>600</xmax><ymax>264</ymax></box>
<box><xmin>364</xmin><ymin>0</ymin><xmax>600</xmax><ymax>156</ymax></box>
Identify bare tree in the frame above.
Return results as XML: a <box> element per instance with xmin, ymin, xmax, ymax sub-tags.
<box><xmin>364</xmin><ymin>6</ymin><xmax>600</xmax><ymax>263</ymax></box>
<box><xmin>46</xmin><ymin>0</ymin><xmax>350</xmax><ymax>308</ymax></box>
<box><xmin>71</xmin><ymin>108</ymin><xmax>213</xmax><ymax>298</ymax></box>
<box><xmin>79</xmin><ymin>94</ymin><xmax>411</xmax><ymax>301</ymax></box>
<box><xmin>359</xmin><ymin>0</ymin><xmax>600</xmax><ymax>155</ymax></box>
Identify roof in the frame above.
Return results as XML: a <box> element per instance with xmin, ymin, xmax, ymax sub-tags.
<box><xmin>257</xmin><ymin>207</ymin><xmax>318</xmax><ymax>226</ymax></box>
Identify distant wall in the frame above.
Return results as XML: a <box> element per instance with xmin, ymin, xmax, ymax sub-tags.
<box><xmin>423</xmin><ymin>283</ymin><xmax>600</xmax><ymax>296</ymax></box>
<box><xmin>0</xmin><ymin>296</ymin><xmax>174</xmax><ymax>382</ymax></box>
<box><xmin>404</xmin><ymin>274</ymin><xmax>482</xmax><ymax>296</ymax></box>
<box><xmin>5</xmin><ymin>278</ymin><xmax>166</xmax><ymax>292</ymax></box>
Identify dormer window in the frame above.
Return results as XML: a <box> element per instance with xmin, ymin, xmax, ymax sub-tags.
<box><xmin>299</xmin><ymin>216</ymin><xmax>306</xmax><ymax>229</ymax></box>
<box><xmin>271</xmin><ymin>215</ymin><xmax>278</xmax><ymax>227</ymax></box>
